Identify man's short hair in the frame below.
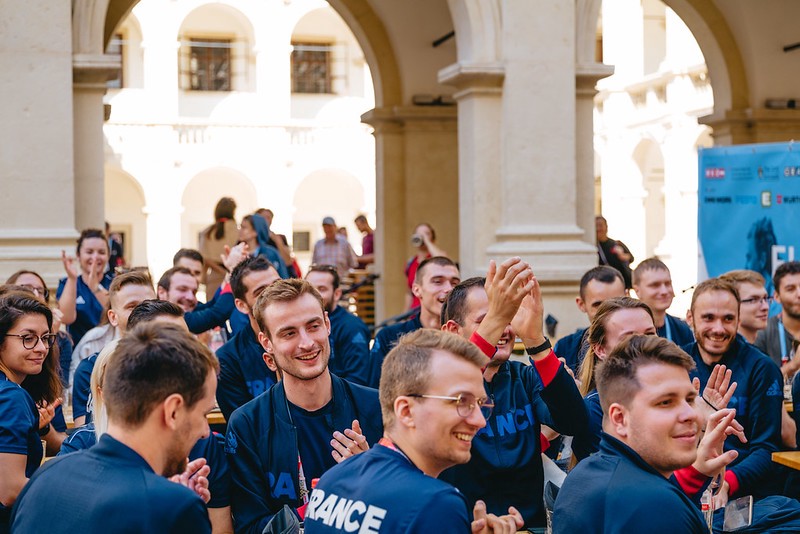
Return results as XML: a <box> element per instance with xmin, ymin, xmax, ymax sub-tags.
<box><xmin>354</xmin><ymin>214</ymin><xmax>367</xmax><ymax>224</ymax></box>
<box><xmin>414</xmin><ymin>256</ymin><xmax>457</xmax><ymax>285</ymax></box>
<box><xmin>441</xmin><ymin>277</ymin><xmax>485</xmax><ymax>326</ymax></box>
<box><xmin>230</xmin><ymin>256</ymin><xmax>277</xmax><ymax>301</ymax></box>
<box><xmin>157</xmin><ymin>266</ymin><xmax>194</xmax><ymax>292</ymax></box>
<box><xmin>253</xmin><ymin>278</ymin><xmax>324</xmax><ymax>339</ymax></box>
<box><xmin>127</xmin><ymin>299</ymin><xmax>185</xmax><ymax>330</ymax></box>
<box><xmin>690</xmin><ymin>277</ymin><xmax>740</xmax><ymax>311</ymax></box>
<box><xmin>775</xmin><ymin>261</ymin><xmax>800</xmax><ymax>294</ymax></box>
<box><xmin>173</xmin><ymin>248</ymin><xmax>204</xmax><ymax>265</ymax></box>
<box><xmin>595</xmin><ymin>334</ymin><xmax>695</xmax><ymax>413</ymax></box>
<box><xmin>379</xmin><ymin>329</ymin><xmax>485</xmax><ymax>428</ymax></box>
<box><xmin>307</xmin><ymin>264</ymin><xmax>341</xmax><ymax>291</ymax></box>
<box><xmin>720</xmin><ymin>269</ymin><xmax>766</xmax><ymax>290</ymax></box>
<box><xmin>632</xmin><ymin>257</ymin><xmax>670</xmax><ymax>287</ymax></box>
<box><xmin>108</xmin><ymin>271</ymin><xmax>154</xmax><ymax>305</ymax></box>
<box><xmin>102</xmin><ymin>323</ymin><xmax>219</xmax><ymax>428</ymax></box>
<box><xmin>579</xmin><ymin>266</ymin><xmax>625</xmax><ymax>300</ymax></box>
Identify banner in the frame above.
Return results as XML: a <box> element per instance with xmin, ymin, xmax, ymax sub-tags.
<box><xmin>698</xmin><ymin>142</ymin><xmax>799</xmax><ymax>297</ymax></box>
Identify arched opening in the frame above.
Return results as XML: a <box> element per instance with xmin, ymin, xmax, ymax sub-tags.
<box><xmin>180</xmin><ymin>167</ymin><xmax>258</xmax><ymax>249</ymax></box>
<box><xmin>105</xmin><ymin>168</ymin><xmax>148</xmax><ymax>266</ymax></box>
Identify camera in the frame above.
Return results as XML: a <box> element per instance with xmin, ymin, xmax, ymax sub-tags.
<box><xmin>411</xmin><ymin>234</ymin><xmax>424</xmax><ymax>247</ymax></box>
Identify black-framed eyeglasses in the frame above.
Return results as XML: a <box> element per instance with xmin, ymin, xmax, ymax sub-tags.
<box><xmin>407</xmin><ymin>392</ymin><xmax>494</xmax><ymax>419</ymax></box>
<box><xmin>19</xmin><ymin>285</ymin><xmax>50</xmax><ymax>301</ymax></box>
<box><xmin>3</xmin><ymin>333</ymin><xmax>57</xmax><ymax>350</ymax></box>
<box><xmin>741</xmin><ymin>296</ymin><xmax>773</xmax><ymax>306</ymax></box>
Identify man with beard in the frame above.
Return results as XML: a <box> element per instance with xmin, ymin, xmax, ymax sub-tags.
<box><xmin>439</xmin><ymin>262</ymin><xmax>588</xmax><ymax>529</ymax></box>
<box><xmin>756</xmin><ymin>261</ymin><xmax>800</xmax><ymax>374</ymax></box>
<box><xmin>216</xmin><ymin>256</ymin><xmax>281</xmax><ymax>420</ymax></box>
<box><xmin>11</xmin><ymin>323</ymin><xmax>218</xmax><ymax>533</ymax></box>
<box><xmin>633</xmin><ymin>258</ymin><xmax>694</xmax><ymax>346</ymax></box>
<box><xmin>368</xmin><ymin>256</ymin><xmax>460</xmax><ymax>387</ymax></box>
<box><xmin>306</xmin><ymin>265</ymin><xmax>370</xmax><ymax>386</ymax></box>
<box><xmin>685</xmin><ymin>277</ymin><xmax>785</xmax><ymax>503</ymax></box>
<box><xmin>225</xmin><ymin>279</ymin><xmax>383</xmax><ymax>533</ymax></box>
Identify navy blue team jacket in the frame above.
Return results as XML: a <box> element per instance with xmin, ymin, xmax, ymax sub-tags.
<box><xmin>185</xmin><ymin>291</ymin><xmax>234</xmax><ymax>334</ymax></box>
<box><xmin>367</xmin><ymin>315</ymin><xmax>422</xmax><ymax>388</ymax></box>
<box><xmin>553</xmin><ymin>327</ymin><xmax>588</xmax><ymax>374</ymax></box>
<box><xmin>216</xmin><ymin>324</ymin><xmax>277</xmax><ymax>421</ymax></box>
<box><xmin>11</xmin><ymin>434</ymin><xmax>211</xmax><ymax>533</ymax></box>
<box><xmin>684</xmin><ymin>335</ymin><xmax>785</xmax><ymax>498</ymax></box>
<box><xmin>553</xmin><ymin>433</ymin><xmax>708</xmax><ymax>533</ymax></box>
<box><xmin>71</xmin><ymin>352</ymin><xmax>97</xmax><ymax>423</ymax></box>
<box><xmin>57</xmin><ymin>423</ymin><xmax>231</xmax><ymax>509</ymax></box>
<box><xmin>440</xmin><ymin>355</ymin><xmax>588</xmax><ymax>527</ymax></box>
<box><xmin>659</xmin><ymin>313</ymin><xmax>694</xmax><ymax>346</ymax></box>
<box><xmin>225</xmin><ymin>374</ymin><xmax>382</xmax><ymax>534</ymax></box>
<box><xmin>327</xmin><ymin>305</ymin><xmax>370</xmax><ymax>386</ymax></box>
<box><xmin>304</xmin><ymin>444</ymin><xmax>471</xmax><ymax>533</ymax></box>
<box><xmin>56</xmin><ymin>272</ymin><xmax>114</xmax><ymax>345</ymax></box>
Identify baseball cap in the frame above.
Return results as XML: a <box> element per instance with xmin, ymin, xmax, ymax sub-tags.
<box><xmin>322</xmin><ymin>216</ymin><xmax>336</xmax><ymax>226</ymax></box>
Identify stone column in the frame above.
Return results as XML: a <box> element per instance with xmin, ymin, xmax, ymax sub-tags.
<box><xmin>362</xmin><ymin>107</ymin><xmax>458</xmax><ymax>320</ymax></box>
<box><xmin>73</xmin><ymin>54</ymin><xmax>119</xmax><ymax>231</ymax></box>
<box><xmin>0</xmin><ymin>1</ymin><xmax>79</xmax><ymax>286</ymax></box>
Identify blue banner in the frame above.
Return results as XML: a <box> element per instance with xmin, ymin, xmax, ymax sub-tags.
<box><xmin>698</xmin><ymin>142</ymin><xmax>799</xmax><ymax>297</ymax></box>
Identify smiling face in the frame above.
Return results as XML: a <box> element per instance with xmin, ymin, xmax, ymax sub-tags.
<box><xmin>446</xmin><ymin>286</ymin><xmax>515</xmax><ymax>363</ymax></box>
<box><xmin>259</xmin><ymin>293</ymin><xmax>331</xmax><ymax>383</ymax></box>
<box><xmin>612</xmin><ymin>363</ymin><xmax>700</xmax><ymax>478</ymax></box>
<box><xmin>413</xmin><ymin>263</ymin><xmax>461</xmax><ymax>323</ymax></box>
<box><xmin>109</xmin><ymin>284</ymin><xmax>156</xmax><ymax>334</ymax></box>
<box><xmin>159</xmin><ymin>273</ymin><xmax>198</xmax><ymax>313</ymax></box>
<box><xmin>78</xmin><ymin>237</ymin><xmax>109</xmax><ymax>276</ymax></box>
<box><xmin>736</xmin><ymin>282</ymin><xmax>769</xmax><ymax>335</ymax></box>
<box><xmin>633</xmin><ymin>268</ymin><xmax>675</xmax><ymax>314</ymax></box>
<box><xmin>777</xmin><ymin>273</ymin><xmax>800</xmax><ymax>321</ymax></box>
<box><xmin>409</xmin><ymin>349</ymin><xmax>487</xmax><ymax>476</ymax></box>
<box><xmin>0</xmin><ymin>313</ymin><xmax>50</xmax><ymax>384</ymax></box>
<box><xmin>689</xmin><ymin>289</ymin><xmax>739</xmax><ymax>364</ymax></box>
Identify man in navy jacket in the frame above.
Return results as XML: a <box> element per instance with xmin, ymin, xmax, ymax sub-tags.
<box><xmin>12</xmin><ymin>323</ymin><xmax>218</xmax><ymax>533</ymax></box>
<box><xmin>226</xmin><ymin>279</ymin><xmax>383</xmax><ymax>534</ymax></box>
<box><xmin>216</xmin><ymin>257</ymin><xmax>280</xmax><ymax>420</ymax></box>
<box><xmin>306</xmin><ymin>265</ymin><xmax>370</xmax><ymax>386</ymax></box>
<box><xmin>554</xmin><ymin>335</ymin><xmax>733</xmax><ymax>533</ymax></box>
<box><xmin>440</xmin><ymin>261</ymin><xmax>588</xmax><ymax>529</ymax></box>
<box><xmin>305</xmin><ymin>328</ymin><xmax>523</xmax><ymax>533</ymax></box>
<box><xmin>684</xmin><ymin>277</ymin><xmax>785</xmax><ymax>502</ymax></box>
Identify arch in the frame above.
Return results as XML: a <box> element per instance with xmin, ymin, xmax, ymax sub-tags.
<box><xmin>180</xmin><ymin>167</ymin><xmax>259</xmax><ymax>249</ymax></box>
<box><xmin>292</xmin><ymin>168</ymin><xmax>366</xmax><ymax>261</ymax></box>
<box><xmin>105</xmin><ymin>167</ymin><xmax>148</xmax><ymax>266</ymax></box>
<box><xmin>576</xmin><ymin>0</ymin><xmax>603</xmax><ymax>65</ymax></box>
<box><xmin>446</xmin><ymin>0</ymin><xmax>503</xmax><ymax>64</ymax></box>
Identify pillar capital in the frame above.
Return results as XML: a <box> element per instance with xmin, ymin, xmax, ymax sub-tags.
<box><xmin>438</xmin><ymin>62</ymin><xmax>505</xmax><ymax>99</ymax></box>
<box><xmin>575</xmin><ymin>62</ymin><xmax>614</xmax><ymax>97</ymax></box>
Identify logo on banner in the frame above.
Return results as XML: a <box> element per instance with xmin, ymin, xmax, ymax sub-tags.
<box><xmin>761</xmin><ymin>191</ymin><xmax>772</xmax><ymax>207</ymax></box>
<box><xmin>705</xmin><ymin>168</ymin><xmax>726</xmax><ymax>179</ymax></box>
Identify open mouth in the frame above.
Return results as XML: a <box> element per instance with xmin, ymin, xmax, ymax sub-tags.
<box><xmin>454</xmin><ymin>432</ymin><xmax>475</xmax><ymax>442</ymax></box>
<box><xmin>297</xmin><ymin>351</ymin><xmax>319</xmax><ymax>362</ymax></box>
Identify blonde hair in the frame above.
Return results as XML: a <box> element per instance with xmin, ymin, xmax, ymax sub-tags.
<box><xmin>91</xmin><ymin>339</ymin><xmax>120</xmax><ymax>440</ymax></box>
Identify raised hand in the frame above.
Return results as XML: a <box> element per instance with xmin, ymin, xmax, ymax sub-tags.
<box><xmin>693</xmin><ymin>408</ymin><xmax>743</xmax><ymax>478</ymax></box>
<box><xmin>37</xmin><ymin>398</ymin><xmax>62</xmax><ymax>430</ymax></box>
<box><xmin>169</xmin><ymin>457</ymin><xmax>211</xmax><ymax>503</ymax></box>
<box><xmin>471</xmin><ymin>500</ymin><xmax>524</xmax><ymax>534</ymax></box>
<box><xmin>61</xmin><ymin>251</ymin><xmax>78</xmax><ymax>280</ymax></box>
<box><xmin>330</xmin><ymin>419</ymin><xmax>370</xmax><ymax>463</ymax></box>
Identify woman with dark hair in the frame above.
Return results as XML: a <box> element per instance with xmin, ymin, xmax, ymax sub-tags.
<box><xmin>6</xmin><ymin>271</ymin><xmax>73</xmax><ymax>386</ymax></box>
<box><xmin>0</xmin><ymin>292</ymin><xmax>62</xmax><ymax>527</ymax></box>
<box><xmin>239</xmin><ymin>214</ymin><xmax>289</xmax><ymax>278</ymax></box>
<box><xmin>200</xmin><ymin>197</ymin><xmax>239</xmax><ymax>296</ymax></box>
<box><xmin>56</xmin><ymin>228</ymin><xmax>114</xmax><ymax>345</ymax></box>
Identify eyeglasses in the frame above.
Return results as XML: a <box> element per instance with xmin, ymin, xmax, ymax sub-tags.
<box><xmin>407</xmin><ymin>392</ymin><xmax>495</xmax><ymax>419</ymax></box>
<box><xmin>19</xmin><ymin>285</ymin><xmax>50</xmax><ymax>301</ymax></box>
<box><xmin>3</xmin><ymin>333</ymin><xmax>57</xmax><ymax>350</ymax></box>
<box><xmin>741</xmin><ymin>296</ymin><xmax>773</xmax><ymax>306</ymax></box>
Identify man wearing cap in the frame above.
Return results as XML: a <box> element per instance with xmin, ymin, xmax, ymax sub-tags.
<box><xmin>312</xmin><ymin>217</ymin><xmax>357</xmax><ymax>279</ymax></box>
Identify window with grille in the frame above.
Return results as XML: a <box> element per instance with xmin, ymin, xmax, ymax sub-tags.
<box><xmin>179</xmin><ymin>38</ymin><xmax>232</xmax><ymax>92</ymax></box>
<box><xmin>291</xmin><ymin>42</ymin><xmax>333</xmax><ymax>94</ymax></box>
<box><xmin>106</xmin><ymin>33</ymin><xmax>124</xmax><ymax>89</ymax></box>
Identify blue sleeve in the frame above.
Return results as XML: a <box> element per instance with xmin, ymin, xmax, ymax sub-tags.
<box><xmin>366</xmin><ymin>330</ymin><xmax>390</xmax><ymax>389</ymax></box>
<box><xmin>71</xmin><ymin>357</ymin><xmax>94</xmax><ymax>419</ymax></box>
<box><xmin>169</xmin><ymin>495</ymin><xmax>212</xmax><ymax>534</ymax></box>
<box><xmin>216</xmin><ymin>348</ymin><xmax>251</xmax><ymax>422</ymax></box>
<box><xmin>331</xmin><ymin>319</ymin><xmax>371</xmax><ymax>386</ymax></box>
<box><xmin>51</xmin><ymin>405</ymin><xmax>67</xmax><ymax>433</ymax></box>
<box><xmin>572</xmin><ymin>392</ymin><xmax>603</xmax><ymax>460</ymax></box>
<box><xmin>184</xmin><ymin>291</ymin><xmax>234</xmax><ymax>334</ymax></box>
<box><xmin>57</xmin><ymin>332</ymin><xmax>73</xmax><ymax>386</ymax></box>
<box><xmin>535</xmin><ymin>364</ymin><xmax>589</xmax><ymax>437</ymax></box>
<box><xmin>226</xmin><ymin>417</ymin><xmax>280</xmax><ymax>534</ymax></box>
<box><xmin>0</xmin><ymin>388</ymin><xmax>35</xmax><ymax>455</ymax></box>
<box><xmin>56</xmin><ymin>277</ymin><xmax>66</xmax><ymax>299</ymax></box>
<box><xmin>406</xmin><ymin>490</ymin><xmax>470</xmax><ymax>533</ymax></box>
<box><xmin>191</xmin><ymin>434</ymin><xmax>231</xmax><ymax>509</ymax></box>
<box><xmin>728</xmin><ymin>359</ymin><xmax>784</xmax><ymax>495</ymax></box>
<box><xmin>57</xmin><ymin>426</ymin><xmax>97</xmax><ymax>456</ymax></box>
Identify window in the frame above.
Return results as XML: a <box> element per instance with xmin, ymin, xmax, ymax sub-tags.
<box><xmin>179</xmin><ymin>38</ymin><xmax>232</xmax><ymax>91</ymax></box>
<box><xmin>291</xmin><ymin>42</ymin><xmax>333</xmax><ymax>94</ymax></box>
<box><xmin>106</xmin><ymin>33</ymin><xmax>124</xmax><ymax>89</ymax></box>
<box><xmin>292</xmin><ymin>231</ymin><xmax>311</xmax><ymax>252</ymax></box>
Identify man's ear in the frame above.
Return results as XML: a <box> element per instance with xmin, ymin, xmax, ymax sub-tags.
<box><xmin>157</xmin><ymin>287</ymin><xmax>168</xmax><ymax>301</ymax></box>
<box><xmin>592</xmin><ymin>342</ymin><xmax>607</xmax><ymax>361</ymax></box>
<box><xmin>607</xmin><ymin>402</ymin><xmax>629</xmax><ymax>438</ymax></box>
<box><xmin>257</xmin><ymin>331</ymin><xmax>271</xmax><ymax>352</ymax></box>
<box><xmin>576</xmin><ymin>296</ymin><xmax>587</xmax><ymax>314</ymax></box>
<box><xmin>686</xmin><ymin>309</ymin><xmax>694</xmax><ymax>328</ymax></box>
<box><xmin>442</xmin><ymin>320</ymin><xmax>461</xmax><ymax>334</ymax></box>
<box><xmin>263</xmin><ymin>351</ymin><xmax>278</xmax><ymax>372</ymax></box>
<box><xmin>324</xmin><ymin>311</ymin><xmax>331</xmax><ymax>335</ymax></box>
<box><xmin>394</xmin><ymin>397</ymin><xmax>415</xmax><ymax>429</ymax></box>
<box><xmin>162</xmin><ymin>393</ymin><xmax>185</xmax><ymax>431</ymax></box>
<box><xmin>234</xmin><ymin>298</ymin><xmax>250</xmax><ymax>316</ymax></box>
<box><xmin>333</xmin><ymin>288</ymin><xmax>343</xmax><ymax>305</ymax></box>
<box><xmin>411</xmin><ymin>283</ymin><xmax>423</xmax><ymax>299</ymax></box>
<box><xmin>107</xmin><ymin>308</ymin><xmax>119</xmax><ymax>328</ymax></box>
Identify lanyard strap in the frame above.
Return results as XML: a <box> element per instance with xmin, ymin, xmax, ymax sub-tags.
<box><xmin>664</xmin><ymin>316</ymin><xmax>673</xmax><ymax>342</ymax></box>
<box><xmin>297</xmin><ymin>455</ymin><xmax>309</xmax><ymax>504</ymax></box>
<box><xmin>779</xmin><ymin>319</ymin><xmax>789</xmax><ymax>363</ymax></box>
